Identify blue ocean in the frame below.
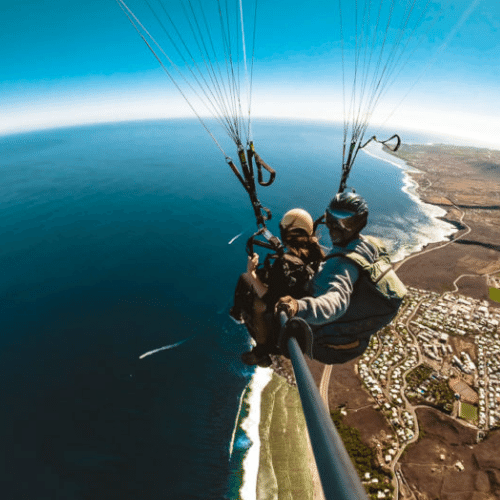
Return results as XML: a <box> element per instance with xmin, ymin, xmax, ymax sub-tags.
<box><xmin>0</xmin><ymin>119</ymin><xmax>456</xmax><ymax>499</ymax></box>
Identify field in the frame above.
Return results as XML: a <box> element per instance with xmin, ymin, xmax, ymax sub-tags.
<box><xmin>490</xmin><ymin>287</ymin><xmax>500</xmax><ymax>303</ymax></box>
<box><xmin>459</xmin><ymin>402</ymin><xmax>478</xmax><ymax>422</ymax></box>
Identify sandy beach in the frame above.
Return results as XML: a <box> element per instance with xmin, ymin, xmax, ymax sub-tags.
<box><xmin>255</xmin><ymin>371</ymin><xmax>314</xmax><ymax>500</ymax></box>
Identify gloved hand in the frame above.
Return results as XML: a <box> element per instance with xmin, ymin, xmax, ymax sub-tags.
<box><xmin>275</xmin><ymin>295</ymin><xmax>299</xmax><ymax>318</ymax></box>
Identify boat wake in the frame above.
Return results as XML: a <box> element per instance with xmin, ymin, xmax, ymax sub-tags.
<box><xmin>228</xmin><ymin>232</ymin><xmax>243</xmax><ymax>245</ymax></box>
<box><xmin>139</xmin><ymin>335</ymin><xmax>196</xmax><ymax>359</ymax></box>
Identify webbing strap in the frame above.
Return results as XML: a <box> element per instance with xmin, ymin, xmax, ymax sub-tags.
<box><xmin>227</xmin><ymin>158</ymin><xmax>249</xmax><ymax>190</ymax></box>
<box><xmin>324</xmin><ymin>248</ymin><xmax>394</xmax><ymax>285</ymax></box>
<box><xmin>360</xmin><ymin>134</ymin><xmax>401</xmax><ymax>152</ymax></box>
<box><xmin>227</xmin><ymin>141</ymin><xmax>275</xmax><ymax>228</ymax></box>
<box><xmin>253</xmin><ymin>151</ymin><xmax>276</xmax><ymax>186</ymax></box>
<box><xmin>338</xmin><ymin>133</ymin><xmax>401</xmax><ymax>194</ymax></box>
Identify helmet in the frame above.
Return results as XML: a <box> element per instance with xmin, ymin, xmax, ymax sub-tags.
<box><xmin>325</xmin><ymin>192</ymin><xmax>368</xmax><ymax>244</ymax></box>
<box><xmin>326</xmin><ymin>192</ymin><xmax>368</xmax><ymax>219</ymax></box>
<box><xmin>280</xmin><ymin>208</ymin><xmax>314</xmax><ymax>236</ymax></box>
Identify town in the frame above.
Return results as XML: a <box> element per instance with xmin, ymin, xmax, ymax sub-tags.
<box><xmin>355</xmin><ymin>287</ymin><xmax>500</xmax><ymax>498</ymax></box>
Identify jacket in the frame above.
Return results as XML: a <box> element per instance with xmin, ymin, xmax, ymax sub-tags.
<box><xmin>296</xmin><ymin>235</ymin><xmax>407</xmax><ymax>364</ymax></box>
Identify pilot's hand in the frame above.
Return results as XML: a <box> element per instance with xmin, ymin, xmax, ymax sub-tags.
<box><xmin>275</xmin><ymin>295</ymin><xmax>298</xmax><ymax>318</ymax></box>
<box><xmin>247</xmin><ymin>253</ymin><xmax>259</xmax><ymax>274</ymax></box>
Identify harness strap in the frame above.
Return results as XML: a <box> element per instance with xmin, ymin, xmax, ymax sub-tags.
<box><xmin>360</xmin><ymin>134</ymin><xmax>401</xmax><ymax>152</ymax></box>
<box><xmin>321</xmin><ymin>339</ymin><xmax>360</xmax><ymax>350</ymax></box>
<box><xmin>246</xmin><ymin>227</ymin><xmax>284</xmax><ymax>256</ymax></box>
<box><xmin>227</xmin><ymin>158</ymin><xmax>249</xmax><ymax>191</ymax></box>
<box><xmin>323</xmin><ymin>242</ymin><xmax>395</xmax><ymax>285</ymax></box>
<box><xmin>228</xmin><ymin>141</ymin><xmax>275</xmax><ymax>229</ymax></box>
<box><xmin>253</xmin><ymin>150</ymin><xmax>276</xmax><ymax>187</ymax></box>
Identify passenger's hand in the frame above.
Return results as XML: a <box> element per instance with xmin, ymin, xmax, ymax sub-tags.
<box><xmin>247</xmin><ymin>253</ymin><xmax>259</xmax><ymax>274</ymax></box>
<box><xmin>275</xmin><ymin>295</ymin><xmax>299</xmax><ymax>318</ymax></box>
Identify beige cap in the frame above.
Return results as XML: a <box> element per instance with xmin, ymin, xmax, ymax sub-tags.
<box><xmin>280</xmin><ymin>208</ymin><xmax>314</xmax><ymax>236</ymax></box>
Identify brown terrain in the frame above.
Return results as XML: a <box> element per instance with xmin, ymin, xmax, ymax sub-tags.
<box><xmin>389</xmin><ymin>144</ymin><xmax>500</xmax><ymax>306</ymax></box>
<box><xmin>265</xmin><ymin>144</ymin><xmax>500</xmax><ymax>499</ymax></box>
<box><xmin>400</xmin><ymin>407</ymin><xmax>500</xmax><ymax>500</ymax></box>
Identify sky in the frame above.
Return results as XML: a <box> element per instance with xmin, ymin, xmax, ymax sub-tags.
<box><xmin>1</xmin><ymin>0</ymin><xmax>499</xmax><ymax>148</ymax></box>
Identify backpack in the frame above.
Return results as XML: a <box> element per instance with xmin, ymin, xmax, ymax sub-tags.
<box><xmin>310</xmin><ymin>236</ymin><xmax>407</xmax><ymax>364</ymax></box>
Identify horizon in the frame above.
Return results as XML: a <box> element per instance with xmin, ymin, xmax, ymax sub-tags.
<box><xmin>2</xmin><ymin>0</ymin><xmax>499</xmax><ymax>149</ymax></box>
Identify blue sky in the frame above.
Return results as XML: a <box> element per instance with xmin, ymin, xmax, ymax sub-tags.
<box><xmin>1</xmin><ymin>0</ymin><xmax>499</xmax><ymax>147</ymax></box>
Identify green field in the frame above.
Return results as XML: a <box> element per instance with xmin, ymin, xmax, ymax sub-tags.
<box><xmin>459</xmin><ymin>402</ymin><xmax>478</xmax><ymax>422</ymax></box>
<box><xmin>489</xmin><ymin>287</ymin><xmax>500</xmax><ymax>303</ymax></box>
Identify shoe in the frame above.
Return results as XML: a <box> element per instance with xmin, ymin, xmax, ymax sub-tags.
<box><xmin>241</xmin><ymin>346</ymin><xmax>272</xmax><ymax>367</ymax></box>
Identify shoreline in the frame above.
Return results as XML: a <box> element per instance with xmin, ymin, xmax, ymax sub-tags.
<box><xmin>239</xmin><ymin>367</ymin><xmax>274</xmax><ymax>500</ymax></box>
<box><xmin>245</xmin><ymin>142</ymin><xmax>500</xmax><ymax>499</ymax></box>
<box><xmin>363</xmin><ymin>143</ymin><xmax>459</xmax><ymax>262</ymax></box>
<box><xmin>384</xmin><ymin>143</ymin><xmax>500</xmax><ymax>303</ymax></box>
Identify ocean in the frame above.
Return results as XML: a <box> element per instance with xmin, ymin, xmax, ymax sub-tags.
<box><xmin>0</xmin><ymin>119</ymin><xmax>457</xmax><ymax>499</ymax></box>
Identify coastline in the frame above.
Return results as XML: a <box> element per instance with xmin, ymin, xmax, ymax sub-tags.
<box><xmin>363</xmin><ymin>143</ymin><xmax>459</xmax><ymax>262</ymax></box>
<box><xmin>243</xmin><ymin>142</ymin><xmax>500</xmax><ymax>500</ymax></box>
<box><xmin>385</xmin><ymin>143</ymin><xmax>500</xmax><ymax>303</ymax></box>
<box><xmin>239</xmin><ymin>359</ymin><xmax>323</xmax><ymax>500</ymax></box>
<box><xmin>238</xmin><ymin>367</ymin><xmax>274</xmax><ymax>500</ymax></box>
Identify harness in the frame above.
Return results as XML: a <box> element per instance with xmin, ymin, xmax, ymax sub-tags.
<box><xmin>258</xmin><ymin>252</ymin><xmax>315</xmax><ymax>306</ymax></box>
<box><xmin>307</xmin><ymin>236</ymin><xmax>406</xmax><ymax>362</ymax></box>
<box><xmin>323</xmin><ymin>235</ymin><xmax>406</xmax><ymax>307</ymax></box>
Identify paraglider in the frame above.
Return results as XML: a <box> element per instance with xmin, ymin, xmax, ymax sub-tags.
<box><xmin>275</xmin><ymin>191</ymin><xmax>407</xmax><ymax>365</ymax></box>
<box><xmin>116</xmin><ymin>1</ymin><xmax>473</xmax><ymax>498</ymax></box>
<box><xmin>115</xmin><ymin>0</ymin><xmax>479</xmax><ymax>222</ymax></box>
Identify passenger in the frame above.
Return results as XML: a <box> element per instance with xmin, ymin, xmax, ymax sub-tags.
<box><xmin>231</xmin><ymin>209</ymin><xmax>325</xmax><ymax>366</ymax></box>
<box><xmin>276</xmin><ymin>192</ymin><xmax>407</xmax><ymax>365</ymax></box>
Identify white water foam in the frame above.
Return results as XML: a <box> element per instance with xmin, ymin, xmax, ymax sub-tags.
<box><xmin>138</xmin><ymin>335</ymin><xmax>195</xmax><ymax>359</ymax></box>
<box><xmin>239</xmin><ymin>366</ymin><xmax>273</xmax><ymax>500</ymax></box>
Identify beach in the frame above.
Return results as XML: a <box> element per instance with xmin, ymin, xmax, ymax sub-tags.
<box><xmin>252</xmin><ymin>142</ymin><xmax>500</xmax><ymax>500</ymax></box>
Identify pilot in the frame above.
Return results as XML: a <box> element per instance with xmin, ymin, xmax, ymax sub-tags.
<box><xmin>276</xmin><ymin>192</ymin><xmax>407</xmax><ymax>364</ymax></box>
